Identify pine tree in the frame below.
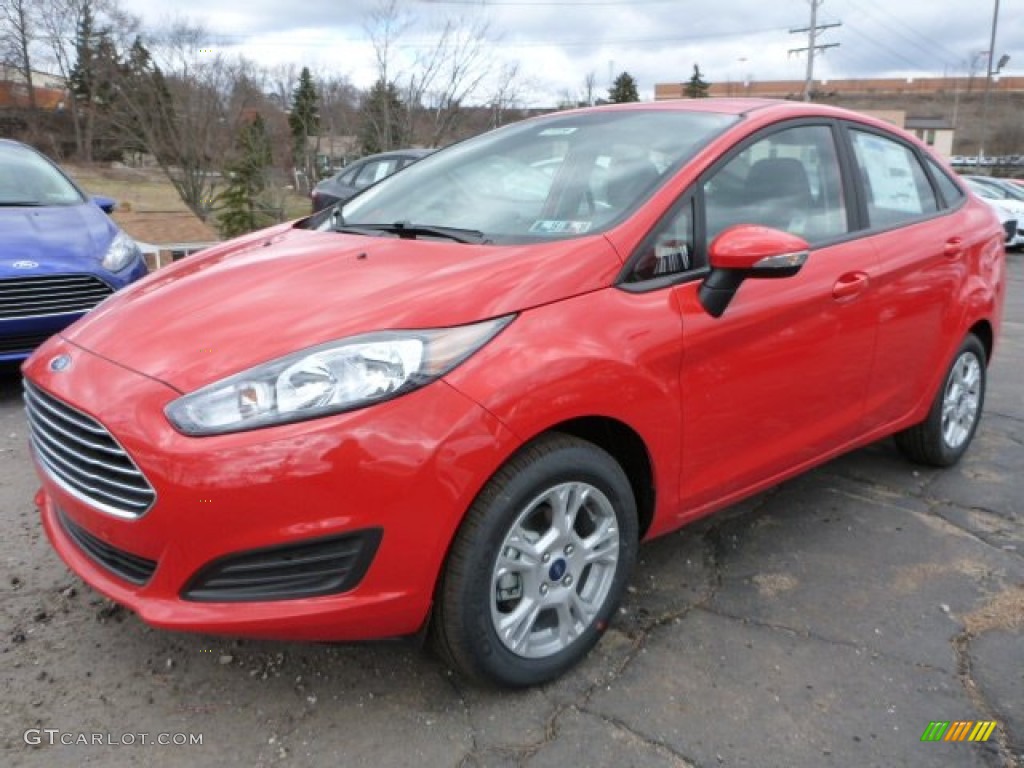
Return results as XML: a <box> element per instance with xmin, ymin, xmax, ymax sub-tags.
<box><xmin>217</xmin><ymin>115</ymin><xmax>274</xmax><ymax>238</ymax></box>
<box><xmin>358</xmin><ymin>79</ymin><xmax>407</xmax><ymax>154</ymax></box>
<box><xmin>289</xmin><ymin>67</ymin><xmax>320</xmax><ymax>175</ymax></box>
<box><xmin>684</xmin><ymin>64</ymin><xmax>711</xmax><ymax>98</ymax></box>
<box><xmin>68</xmin><ymin>1</ymin><xmax>97</xmax><ymax>105</ymax></box>
<box><xmin>608</xmin><ymin>72</ymin><xmax>639</xmax><ymax>103</ymax></box>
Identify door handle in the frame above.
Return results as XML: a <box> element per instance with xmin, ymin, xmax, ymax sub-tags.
<box><xmin>832</xmin><ymin>271</ymin><xmax>870</xmax><ymax>300</ymax></box>
<box><xmin>943</xmin><ymin>237</ymin><xmax>964</xmax><ymax>258</ymax></box>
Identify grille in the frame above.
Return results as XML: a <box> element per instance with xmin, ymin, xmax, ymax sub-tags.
<box><xmin>183</xmin><ymin>529</ymin><xmax>382</xmax><ymax>602</ymax></box>
<box><xmin>58</xmin><ymin>508</ymin><xmax>156</xmax><ymax>585</ymax></box>
<box><xmin>24</xmin><ymin>380</ymin><xmax>156</xmax><ymax>519</ymax></box>
<box><xmin>0</xmin><ymin>274</ymin><xmax>113</xmax><ymax>320</ymax></box>
<box><xmin>0</xmin><ymin>331</ymin><xmax>53</xmax><ymax>355</ymax></box>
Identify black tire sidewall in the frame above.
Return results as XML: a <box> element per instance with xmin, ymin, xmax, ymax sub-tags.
<box><xmin>448</xmin><ymin>439</ymin><xmax>638</xmax><ymax>687</ymax></box>
<box><xmin>930</xmin><ymin>336</ymin><xmax>987</xmax><ymax>465</ymax></box>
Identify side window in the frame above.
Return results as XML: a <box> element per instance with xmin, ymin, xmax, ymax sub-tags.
<box><xmin>925</xmin><ymin>158</ymin><xmax>965</xmax><ymax>208</ymax></box>
<box><xmin>336</xmin><ymin>165</ymin><xmax>359</xmax><ymax>186</ymax></box>
<box><xmin>354</xmin><ymin>159</ymin><xmax>398</xmax><ymax>189</ymax></box>
<box><xmin>850</xmin><ymin>130</ymin><xmax>938</xmax><ymax>227</ymax></box>
<box><xmin>703</xmin><ymin>125</ymin><xmax>847</xmax><ymax>247</ymax></box>
<box><xmin>628</xmin><ymin>198</ymin><xmax>695</xmax><ymax>282</ymax></box>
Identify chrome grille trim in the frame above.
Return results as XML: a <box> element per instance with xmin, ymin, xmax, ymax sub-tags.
<box><xmin>0</xmin><ymin>275</ymin><xmax>114</xmax><ymax>320</ymax></box>
<box><xmin>24</xmin><ymin>380</ymin><xmax>156</xmax><ymax>519</ymax></box>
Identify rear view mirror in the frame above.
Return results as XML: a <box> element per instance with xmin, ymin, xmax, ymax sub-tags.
<box><xmin>92</xmin><ymin>195</ymin><xmax>116</xmax><ymax>214</ymax></box>
<box><xmin>699</xmin><ymin>225</ymin><xmax>809</xmax><ymax>318</ymax></box>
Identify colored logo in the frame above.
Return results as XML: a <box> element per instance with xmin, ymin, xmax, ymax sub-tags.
<box><xmin>921</xmin><ymin>721</ymin><xmax>997</xmax><ymax>742</ymax></box>
<box><xmin>12</xmin><ymin>260</ymin><xmax>38</xmax><ymax>269</ymax></box>
<box><xmin>49</xmin><ymin>354</ymin><xmax>72</xmax><ymax>372</ymax></box>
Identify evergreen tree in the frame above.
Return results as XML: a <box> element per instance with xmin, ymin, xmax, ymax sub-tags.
<box><xmin>684</xmin><ymin>64</ymin><xmax>711</xmax><ymax>98</ymax></box>
<box><xmin>68</xmin><ymin>1</ymin><xmax>97</xmax><ymax>105</ymax></box>
<box><xmin>217</xmin><ymin>115</ymin><xmax>274</xmax><ymax>238</ymax></box>
<box><xmin>358</xmin><ymin>79</ymin><xmax>407</xmax><ymax>154</ymax></box>
<box><xmin>608</xmin><ymin>71</ymin><xmax>639</xmax><ymax>103</ymax></box>
<box><xmin>289</xmin><ymin>66</ymin><xmax>320</xmax><ymax>173</ymax></box>
<box><xmin>115</xmin><ymin>37</ymin><xmax>174</xmax><ymax>159</ymax></box>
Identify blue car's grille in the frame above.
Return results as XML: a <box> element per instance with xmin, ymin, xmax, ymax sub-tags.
<box><xmin>0</xmin><ymin>331</ymin><xmax>53</xmax><ymax>354</ymax></box>
<box><xmin>24</xmin><ymin>380</ymin><xmax>156</xmax><ymax>519</ymax></box>
<box><xmin>0</xmin><ymin>274</ymin><xmax>113</xmax><ymax>320</ymax></box>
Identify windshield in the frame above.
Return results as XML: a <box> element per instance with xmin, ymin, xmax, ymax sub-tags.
<box><xmin>0</xmin><ymin>143</ymin><xmax>86</xmax><ymax>207</ymax></box>
<box><xmin>332</xmin><ymin>109</ymin><xmax>738</xmax><ymax>244</ymax></box>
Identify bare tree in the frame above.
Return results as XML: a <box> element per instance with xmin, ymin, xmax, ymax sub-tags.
<box><xmin>1</xmin><ymin>0</ymin><xmax>38</xmax><ymax>114</ymax></box>
<box><xmin>488</xmin><ymin>61</ymin><xmax>520</xmax><ymax>128</ymax></box>
<box><xmin>583</xmin><ymin>71</ymin><xmax>597</xmax><ymax>107</ymax></box>
<box><xmin>106</xmin><ymin>20</ymin><xmax>264</xmax><ymax>221</ymax></box>
<box><xmin>364</xmin><ymin>0</ymin><xmax>507</xmax><ymax>148</ymax></box>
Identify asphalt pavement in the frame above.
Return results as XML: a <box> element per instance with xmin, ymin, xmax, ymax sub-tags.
<box><xmin>1</xmin><ymin>253</ymin><xmax>1021</xmax><ymax>768</ymax></box>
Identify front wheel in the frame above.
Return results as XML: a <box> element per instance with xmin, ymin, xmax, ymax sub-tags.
<box><xmin>895</xmin><ymin>334</ymin><xmax>987</xmax><ymax>467</ymax></box>
<box><xmin>433</xmin><ymin>434</ymin><xmax>638</xmax><ymax>687</ymax></box>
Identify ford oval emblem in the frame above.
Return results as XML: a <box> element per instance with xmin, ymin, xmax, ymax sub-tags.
<box><xmin>49</xmin><ymin>354</ymin><xmax>72</xmax><ymax>372</ymax></box>
<box><xmin>12</xmin><ymin>260</ymin><xmax>39</xmax><ymax>269</ymax></box>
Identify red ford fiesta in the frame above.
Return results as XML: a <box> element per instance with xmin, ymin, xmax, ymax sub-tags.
<box><xmin>23</xmin><ymin>100</ymin><xmax>1006</xmax><ymax>687</ymax></box>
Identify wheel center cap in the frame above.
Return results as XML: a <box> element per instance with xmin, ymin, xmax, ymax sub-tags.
<box><xmin>548</xmin><ymin>558</ymin><xmax>567</xmax><ymax>581</ymax></box>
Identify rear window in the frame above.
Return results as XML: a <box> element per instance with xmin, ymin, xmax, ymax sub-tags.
<box><xmin>925</xmin><ymin>159</ymin><xmax>965</xmax><ymax>208</ymax></box>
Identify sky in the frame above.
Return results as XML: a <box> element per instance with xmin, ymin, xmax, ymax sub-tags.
<box><xmin>118</xmin><ymin>0</ymin><xmax>1022</xmax><ymax>106</ymax></box>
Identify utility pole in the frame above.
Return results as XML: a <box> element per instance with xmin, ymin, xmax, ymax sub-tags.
<box><xmin>978</xmin><ymin>0</ymin><xmax>1005</xmax><ymax>164</ymax></box>
<box><xmin>790</xmin><ymin>0</ymin><xmax>841</xmax><ymax>101</ymax></box>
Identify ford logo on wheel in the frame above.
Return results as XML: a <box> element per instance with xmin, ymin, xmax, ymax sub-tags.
<box><xmin>12</xmin><ymin>260</ymin><xmax>39</xmax><ymax>269</ymax></box>
<box><xmin>49</xmin><ymin>354</ymin><xmax>72</xmax><ymax>372</ymax></box>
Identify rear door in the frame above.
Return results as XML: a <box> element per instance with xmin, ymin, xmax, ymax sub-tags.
<box><xmin>843</xmin><ymin>126</ymin><xmax>975</xmax><ymax>428</ymax></box>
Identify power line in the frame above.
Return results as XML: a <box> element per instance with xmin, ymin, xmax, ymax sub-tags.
<box><xmin>414</xmin><ymin>0</ymin><xmax>678</xmax><ymax>5</ymax></box>
<box><xmin>847</xmin><ymin>0</ymin><xmax>958</xmax><ymax>71</ymax></box>
<box><xmin>852</xmin><ymin>0</ymin><xmax>963</xmax><ymax>65</ymax></box>
<box><xmin>836</xmin><ymin>24</ymin><xmax>924</xmax><ymax>71</ymax></box>
<box><xmin>203</xmin><ymin>25</ymin><xmax>791</xmax><ymax>52</ymax></box>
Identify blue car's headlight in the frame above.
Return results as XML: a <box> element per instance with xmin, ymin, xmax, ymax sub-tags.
<box><xmin>102</xmin><ymin>232</ymin><xmax>142</xmax><ymax>272</ymax></box>
<box><xmin>165</xmin><ymin>316</ymin><xmax>514</xmax><ymax>436</ymax></box>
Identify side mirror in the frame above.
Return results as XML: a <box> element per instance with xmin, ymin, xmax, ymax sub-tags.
<box><xmin>698</xmin><ymin>225</ymin><xmax>809</xmax><ymax>318</ymax></box>
<box><xmin>92</xmin><ymin>195</ymin><xmax>116</xmax><ymax>214</ymax></box>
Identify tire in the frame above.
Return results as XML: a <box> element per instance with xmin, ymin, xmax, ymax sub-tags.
<box><xmin>433</xmin><ymin>433</ymin><xmax>638</xmax><ymax>687</ymax></box>
<box><xmin>895</xmin><ymin>334</ymin><xmax>987</xmax><ymax>467</ymax></box>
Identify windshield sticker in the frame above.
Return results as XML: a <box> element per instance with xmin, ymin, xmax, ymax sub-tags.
<box><xmin>529</xmin><ymin>220</ymin><xmax>593</xmax><ymax>234</ymax></box>
<box><xmin>538</xmin><ymin>127</ymin><xmax>578</xmax><ymax>136</ymax></box>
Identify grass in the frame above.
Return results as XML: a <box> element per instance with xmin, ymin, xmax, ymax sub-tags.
<box><xmin>64</xmin><ymin>164</ymin><xmax>314</xmax><ymax>222</ymax></box>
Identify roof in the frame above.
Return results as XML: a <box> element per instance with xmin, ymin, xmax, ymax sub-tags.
<box><xmin>905</xmin><ymin>117</ymin><xmax>954</xmax><ymax>130</ymax></box>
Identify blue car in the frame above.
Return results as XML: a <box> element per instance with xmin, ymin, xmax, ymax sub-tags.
<box><xmin>1</xmin><ymin>139</ymin><xmax>149</xmax><ymax>363</ymax></box>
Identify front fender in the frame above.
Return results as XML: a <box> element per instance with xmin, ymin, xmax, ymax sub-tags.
<box><xmin>444</xmin><ymin>286</ymin><xmax>685</xmax><ymax>533</ymax></box>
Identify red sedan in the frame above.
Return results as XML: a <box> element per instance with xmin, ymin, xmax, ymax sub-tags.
<box><xmin>23</xmin><ymin>100</ymin><xmax>1006</xmax><ymax>687</ymax></box>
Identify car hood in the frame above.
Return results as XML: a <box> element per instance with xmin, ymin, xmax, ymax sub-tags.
<box><xmin>62</xmin><ymin>224</ymin><xmax>624</xmax><ymax>392</ymax></box>
<box><xmin>0</xmin><ymin>203</ymin><xmax>117</xmax><ymax>274</ymax></box>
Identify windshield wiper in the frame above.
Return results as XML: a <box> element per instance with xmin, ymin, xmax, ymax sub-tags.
<box><xmin>0</xmin><ymin>200</ymin><xmax>44</xmax><ymax>207</ymax></box>
<box><xmin>334</xmin><ymin>221</ymin><xmax>489</xmax><ymax>244</ymax></box>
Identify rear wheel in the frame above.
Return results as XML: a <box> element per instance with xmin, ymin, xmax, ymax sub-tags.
<box><xmin>433</xmin><ymin>434</ymin><xmax>637</xmax><ymax>687</ymax></box>
<box><xmin>895</xmin><ymin>334</ymin><xmax>986</xmax><ymax>467</ymax></box>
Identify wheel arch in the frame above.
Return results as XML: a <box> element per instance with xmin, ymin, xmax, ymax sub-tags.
<box><xmin>968</xmin><ymin>318</ymin><xmax>994</xmax><ymax>365</ymax></box>
<box><xmin>544</xmin><ymin>416</ymin><xmax>657</xmax><ymax>540</ymax></box>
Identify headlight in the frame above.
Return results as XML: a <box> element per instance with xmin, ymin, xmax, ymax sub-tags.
<box><xmin>165</xmin><ymin>316</ymin><xmax>514</xmax><ymax>436</ymax></box>
<box><xmin>102</xmin><ymin>232</ymin><xmax>142</xmax><ymax>272</ymax></box>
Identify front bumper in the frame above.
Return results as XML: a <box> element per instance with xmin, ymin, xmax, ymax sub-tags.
<box><xmin>24</xmin><ymin>336</ymin><xmax>518</xmax><ymax>641</ymax></box>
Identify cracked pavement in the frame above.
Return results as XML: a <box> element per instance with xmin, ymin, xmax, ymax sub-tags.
<box><xmin>2</xmin><ymin>252</ymin><xmax>1021</xmax><ymax>767</ymax></box>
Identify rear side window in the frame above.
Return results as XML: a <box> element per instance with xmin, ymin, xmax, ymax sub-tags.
<box><xmin>850</xmin><ymin>131</ymin><xmax>938</xmax><ymax>227</ymax></box>
<box><xmin>925</xmin><ymin>158</ymin><xmax>965</xmax><ymax>208</ymax></box>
